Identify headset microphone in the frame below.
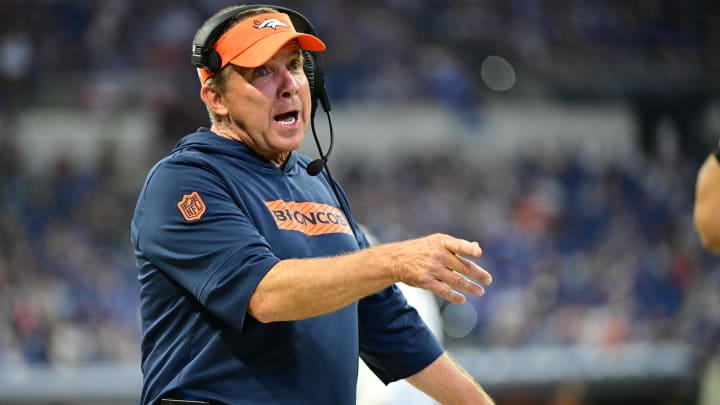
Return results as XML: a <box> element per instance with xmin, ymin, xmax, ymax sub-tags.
<box><xmin>306</xmin><ymin>106</ymin><xmax>334</xmax><ymax>177</ymax></box>
<box><xmin>306</xmin><ymin>158</ymin><xmax>326</xmax><ymax>176</ymax></box>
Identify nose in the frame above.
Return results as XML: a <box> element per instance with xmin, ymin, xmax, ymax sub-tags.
<box><xmin>278</xmin><ymin>68</ymin><xmax>300</xmax><ymax>99</ymax></box>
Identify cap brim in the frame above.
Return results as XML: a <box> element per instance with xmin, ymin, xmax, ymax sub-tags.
<box><xmin>227</xmin><ymin>32</ymin><xmax>326</xmax><ymax>68</ymax></box>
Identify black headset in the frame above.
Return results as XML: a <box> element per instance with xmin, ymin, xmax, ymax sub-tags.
<box><xmin>190</xmin><ymin>4</ymin><xmax>331</xmax><ymax>116</ymax></box>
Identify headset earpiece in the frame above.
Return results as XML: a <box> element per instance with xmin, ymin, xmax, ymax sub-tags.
<box><xmin>301</xmin><ymin>51</ymin><xmax>315</xmax><ymax>95</ymax></box>
<box><xmin>191</xmin><ymin>6</ymin><xmax>244</xmax><ymax>72</ymax></box>
<box><xmin>202</xmin><ymin>49</ymin><xmax>222</xmax><ymax>73</ymax></box>
<box><xmin>302</xmin><ymin>50</ymin><xmax>318</xmax><ymax>110</ymax></box>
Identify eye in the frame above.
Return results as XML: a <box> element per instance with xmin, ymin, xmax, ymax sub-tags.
<box><xmin>289</xmin><ymin>58</ymin><xmax>302</xmax><ymax>72</ymax></box>
<box><xmin>253</xmin><ymin>66</ymin><xmax>271</xmax><ymax>78</ymax></box>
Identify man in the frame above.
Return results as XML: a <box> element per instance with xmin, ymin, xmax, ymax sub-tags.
<box><xmin>694</xmin><ymin>141</ymin><xmax>720</xmax><ymax>253</ymax></box>
<box><xmin>131</xmin><ymin>5</ymin><xmax>494</xmax><ymax>404</ymax></box>
<box><xmin>694</xmin><ymin>141</ymin><xmax>720</xmax><ymax>405</ymax></box>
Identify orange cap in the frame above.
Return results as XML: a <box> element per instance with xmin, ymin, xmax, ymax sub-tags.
<box><xmin>197</xmin><ymin>12</ymin><xmax>326</xmax><ymax>83</ymax></box>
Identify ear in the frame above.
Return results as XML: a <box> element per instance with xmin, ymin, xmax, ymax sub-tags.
<box><xmin>200</xmin><ymin>84</ymin><xmax>228</xmax><ymax>117</ymax></box>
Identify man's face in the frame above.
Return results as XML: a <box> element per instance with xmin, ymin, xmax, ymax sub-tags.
<box><xmin>215</xmin><ymin>42</ymin><xmax>311</xmax><ymax>164</ymax></box>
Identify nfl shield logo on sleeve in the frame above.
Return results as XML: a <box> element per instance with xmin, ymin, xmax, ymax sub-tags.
<box><xmin>177</xmin><ymin>191</ymin><xmax>206</xmax><ymax>222</ymax></box>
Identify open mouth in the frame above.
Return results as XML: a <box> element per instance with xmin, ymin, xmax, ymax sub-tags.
<box><xmin>274</xmin><ymin>111</ymin><xmax>299</xmax><ymax>126</ymax></box>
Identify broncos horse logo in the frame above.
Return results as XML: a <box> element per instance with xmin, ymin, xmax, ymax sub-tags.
<box><xmin>254</xmin><ymin>17</ymin><xmax>289</xmax><ymax>30</ymax></box>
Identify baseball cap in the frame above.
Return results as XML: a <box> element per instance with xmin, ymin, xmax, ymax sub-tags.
<box><xmin>197</xmin><ymin>12</ymin><xmax>326</xmax><ymax>83</ymax></box>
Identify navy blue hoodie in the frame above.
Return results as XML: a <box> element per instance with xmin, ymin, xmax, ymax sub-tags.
<box><xmin>131</xmin><ymin>128</ymin><xmax>442</xmax><ymax>404</ymax></box>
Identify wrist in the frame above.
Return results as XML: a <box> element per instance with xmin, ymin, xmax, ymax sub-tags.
<box><xmin>372</xmin><ymin>243</ymin><xmax>402</xmax><ymax>284</ymax></box>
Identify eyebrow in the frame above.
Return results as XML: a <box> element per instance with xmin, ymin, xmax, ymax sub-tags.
<box><xmin>231</xmin><ymin>47</ymin><xmax>304</xmax><ymax>76</ymax></box>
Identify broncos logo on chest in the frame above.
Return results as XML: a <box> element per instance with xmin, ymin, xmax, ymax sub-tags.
<box><xmin>264</xmin><ymin>199</ymin><xmax>353</xmax><ymax>236</ymax></box>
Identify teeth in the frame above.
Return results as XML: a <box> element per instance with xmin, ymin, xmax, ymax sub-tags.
<box><xmin>277</xmin><ymin>115</ymin><xmax>296</xmax><ymax>125</ymax></box>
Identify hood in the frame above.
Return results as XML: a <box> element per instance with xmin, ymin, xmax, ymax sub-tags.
<box><xmin>171</xmin><ymin>128</ymin><xmax>307</xmax><ymax>176</ymax></box>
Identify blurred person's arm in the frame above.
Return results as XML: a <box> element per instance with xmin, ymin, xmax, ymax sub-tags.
<box><xmin>694</xmin><ymin>151</ymin><xmax>720</xmax><ymax>253</ymax></box>
<box><xmin>406</xmin><ymin>352</ymin><xmax>495</xmax><ymax>405</ymax></box>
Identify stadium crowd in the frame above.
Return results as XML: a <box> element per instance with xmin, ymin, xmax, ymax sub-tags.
<box><xmin>0</xmin><ymin>0</ymin><xmax>717</xmax><ymax>381</ymax></box>
<box><xmin>0</xmin><ymin>0</ymin><xmax>714</xmax><ymax>103</ymax></box>
<box><xmin>1</xmin><ymin>121</ymin><xmax>719</xmax><ymax>368</ymax></box>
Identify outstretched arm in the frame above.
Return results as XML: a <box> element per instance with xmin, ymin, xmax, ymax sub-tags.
<box><xmin>406</xmin><ymin>352</ymin><xmax>495</xmax><ymax>405</ymax></box>
<box><xmin>248</xmin><ymin>233</ymin><xmax>493</xmax><ymax>323</ymax></box>
<box><xmin>694</xmin><ymin>154</ymin><xmax>720</xmax><ymax>253</ymax></box>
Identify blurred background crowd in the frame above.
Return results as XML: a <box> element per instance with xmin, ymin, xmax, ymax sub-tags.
<box><xmin>0</xmin><ymin>0</ymin><xmax>718</xmax><ymax>403</ymax></box>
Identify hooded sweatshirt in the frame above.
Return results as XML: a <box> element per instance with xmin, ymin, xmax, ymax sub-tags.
<box><xmin>130</xmin><ymin>128</ymin><xmax>442</xmax><ymax>405</ymax></box>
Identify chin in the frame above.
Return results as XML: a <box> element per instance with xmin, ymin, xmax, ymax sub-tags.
<box><xmin>275</xmin><ymin>137</ymin><xmax>304</xmax><ymax>153</ymax></box>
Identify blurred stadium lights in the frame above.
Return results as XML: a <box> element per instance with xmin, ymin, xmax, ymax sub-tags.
<box><xmin>480</xmin><ymin>55</ymin><xmax>516</xmax><ymax>92</ymax></box>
